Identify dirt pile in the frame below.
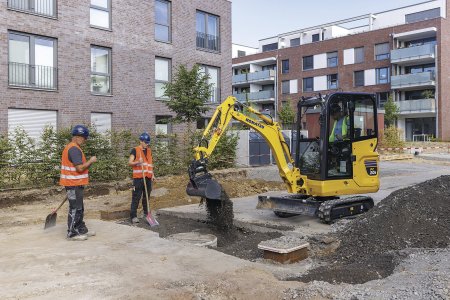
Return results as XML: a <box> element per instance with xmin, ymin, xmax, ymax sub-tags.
<box><xmin>299</xmin><ymin>175</ymin><xmax>450</xmax><ymax>284</ymax></box>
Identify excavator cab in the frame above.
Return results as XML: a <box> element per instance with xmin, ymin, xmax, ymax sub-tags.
<box><xmin>297</xmin><ymin>93</ymin><xmax>378</xmax><ymax>186</ymax></box>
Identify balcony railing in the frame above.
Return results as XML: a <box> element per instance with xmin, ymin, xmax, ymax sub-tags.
<box><xmin>391</xmin><ymin>44</ymin><xmax>435</xmax><ymax>64</ymax></box>
<box><xmin>196</xmin><ymin>32</ymin><xmax>219</xmax><ymax>52</ymax></box>
<box><xmin>398</xmin><ymin>98</ymin><xmax>436</xmax><ymax>114</ymax></box>
<box><xmin>233</xmin><ymin>90</ymin><xmax>275</xmax><ymax>102</ymax></box>
<box><xmin>232</xmin><ymin>73</ymin><xmax>247</xmax><ymax>84</ymax></box>
<box><xmin>391</xmin><ymin>72</ymin><xmax>435</xmax><ymax>89</ymax></box>
<box><xmin>247</xmin><ymin>70</ymin><xmax>275</xmax><ymax>82</ymax></box>
<box><xmin>9</xmin><ymin>62</ymin><xmax>57</xmax><ymax>90</ymax></box>
<box><xmin>8</xmin><ymin>0</ymin><xmax>56</xmax><ymax>17</ymax></box>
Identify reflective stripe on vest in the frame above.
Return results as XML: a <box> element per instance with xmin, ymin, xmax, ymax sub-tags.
<box><xmin>132</xmin><ymin>146</ymin><xmax>153</xmax><ymax>179</ymax></box>
<box><xmin>59</xmin><ymin>142</ymin><xmax>89</xmax><ymax>186</ymax></box>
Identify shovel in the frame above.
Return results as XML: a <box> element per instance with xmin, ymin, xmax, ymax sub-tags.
<box><xmin>142</xmin><ymin>164</ymin><xmax>159</xmax><ymax>227</ymax></box>
<box><xmin>44</xmin><ymin>196</ymin><xmax>67</xmax><ymax>229</ymax></box>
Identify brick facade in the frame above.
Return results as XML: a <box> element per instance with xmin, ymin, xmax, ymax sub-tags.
<box><xmin>0</xmin><ymin>0</ymin><xmax>232</xmax><ymax>136</ymax></box>
<box><xmin>233</xmin><ymin>10</ymin><xmax>449</xmax><ymax>140</ymax></box>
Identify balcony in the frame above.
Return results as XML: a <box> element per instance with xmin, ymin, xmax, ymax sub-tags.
<box><xmin>232</xmin><ymin>70</ymin><xmax>276</xmax><ymax>87</ymax></box>
<box><xmin>8</xmin><ymin>0</ymin><xmax>56</xmax><ymax>17</ymax></box>
<box><xmin>391</xmin><ymin>72</ymin><xmax>435</xmax><ymax>90</ymax></box>
<box><xmin>233</xmin><ymin>90</ymin><xmax>275</xmax><ymax>104</ymax></box>
<box><xmin>398</xmin><ymin>98</ymin><xmax>436</xmax><ymax>114</ymax></box>
<box><xmin>232</xmin><ymin>73</ymin><xmax>247</xmax><ymax>85</ymax></box>
<box><xmin>9</xmin><ymin>62</ymin><xmax>57</xmax><ymax>90</ymax></box>
<box><xmin>391</xmin><ymin>44</ymin><xmax>435</xmax><ymax>65</ymax></box>
<box><xmin>196</xmin><ymin>32</ymin><xmax>219</xmax><ymax>52</ymax></box>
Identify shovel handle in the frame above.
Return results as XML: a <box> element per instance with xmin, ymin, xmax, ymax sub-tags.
<box><xmin>54</xmin><ymin>196</ymin><xmax>68</xmax><ymax>213</ymax></box>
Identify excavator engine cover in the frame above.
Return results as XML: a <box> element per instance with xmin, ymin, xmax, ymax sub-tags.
<box><xmin>186</xmin><ymin>173</ymin><xmax>222</xmax><ymax>200</ymax></box>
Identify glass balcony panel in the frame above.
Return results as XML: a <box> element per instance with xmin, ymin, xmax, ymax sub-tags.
<box><xmin>391</xmin><ymin>44</ymin><xmax>435</xmax><ymax>64</ymax></box>
<box><xmin>391</xmin><ymin>72</ymin><xmax>435</xmax><ymax>89</ymax></box>
<box><xmin>398</xmin><ymin>98</ymin><xmax>436</xmax><ymax>113</ymax></box>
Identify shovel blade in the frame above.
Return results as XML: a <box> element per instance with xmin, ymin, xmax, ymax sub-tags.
<box><xmin>146</xmin><ymin>212</ymin><xmax>159</xmax><ymax>227</ymax></box>
<box><xmin>44</xmin><ymin>212</ymin><xmax>57</xmax><ymax>229</ymax></box>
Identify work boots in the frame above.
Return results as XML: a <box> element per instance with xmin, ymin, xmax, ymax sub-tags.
<box><xmin>67</xmin><ymin>234</ymin><xmax>88</xmax><ymax>241</ymax></box>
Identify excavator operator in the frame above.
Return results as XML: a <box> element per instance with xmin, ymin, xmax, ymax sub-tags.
<box><xmin>329</xmin><ymin>103</ymin><xmax>350</xmax><ymax>142</ymax></box>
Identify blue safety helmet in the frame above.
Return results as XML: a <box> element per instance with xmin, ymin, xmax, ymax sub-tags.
<box><xmin>71</xmin><ymin>125</ymin><xmax>89</xmax><ymax>139</ymax></box>
<box><xmin>139</xmin><ymin>132</ymin><xmax>151</xmax><ymax>144</ymax></box>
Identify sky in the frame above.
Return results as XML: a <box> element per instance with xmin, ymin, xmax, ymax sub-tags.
<box><xmin>232</xmin><ymin>0</ymin><xmax>429</xmax><ymax>47</ymax></box>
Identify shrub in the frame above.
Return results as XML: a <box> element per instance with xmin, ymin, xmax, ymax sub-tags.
<box><xmin>381</xmin><ymin>126</ymin><xmax>405</xmax><ymax>149</ymax></box>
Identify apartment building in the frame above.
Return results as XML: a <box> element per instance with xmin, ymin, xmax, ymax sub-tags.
<box><xmin>0</xmin><ymin>0</ymin><xmax>231</xmax><ymax>140</ymax></box>
<box><xmin>232</xmin><ymin>0</ymin><xmax>450</xmax><ymax>141</ymax></box>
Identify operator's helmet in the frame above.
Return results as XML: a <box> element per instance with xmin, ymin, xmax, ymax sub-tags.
<box><xmin>139</xmin><ymin>132</ymin><xmax>151</xmax><ymax>144</ymax></box>
<box><xmin>71</xmin><ymin>125</ymin><xmax>90</xmax><ymax>139</ymax></box>
<box><xmin>330</xmin><ymin>103</ymin><xmax>342</xmax><ymax>115</ymax></box>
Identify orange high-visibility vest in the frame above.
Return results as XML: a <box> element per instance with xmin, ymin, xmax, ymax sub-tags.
<box><xmin>132</xmin><ymin>146</ymin><xmax>153</xmax><ymax>179</ymax></box>
<box><xmin>59</xmin><ymin>142</ymin><xmax>89</xmax><ymax>186</ymax></box>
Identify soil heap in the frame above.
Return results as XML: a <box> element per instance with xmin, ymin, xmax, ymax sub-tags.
<box><xmin>299</xmin><ymin>175</ymin><xmax>450</xmax><ymax>284</ymax></box>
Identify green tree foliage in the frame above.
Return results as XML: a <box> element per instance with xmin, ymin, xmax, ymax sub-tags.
<box><xmin>381</xmin><ymin>125</ymin><xmax>405</xmax><ymax>149</ymax></box>
<box><xmin>384</xmin><ymin>95</ymin><xmax>399</xmax><ymax>127</ymax></box>
<box><xmin>278</xmin><ymin>102</ymin><xmax>296</xmax><ymax>129</ymax></box>
<box><xmin>163</xmin><ymin>64</ymin><xmax>213</xmax><ymax>126</ymax></box>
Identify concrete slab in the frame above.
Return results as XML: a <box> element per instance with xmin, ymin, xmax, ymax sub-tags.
<box><xmin>0</xmin><ymin>219</ymin><xmax>259</xmax><ymax>299</ymax></box>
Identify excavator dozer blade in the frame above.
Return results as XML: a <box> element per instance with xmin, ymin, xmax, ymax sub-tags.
<box><xmin>186</xmin><ymin>173</ymin><xmax>222</xmax><ymax>200</ymax></box>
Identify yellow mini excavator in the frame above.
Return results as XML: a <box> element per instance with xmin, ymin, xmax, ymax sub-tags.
<box><xmin>186</xmin><ymin>92</ymin><xmax>380</xmax><ymax>222</ymax></box>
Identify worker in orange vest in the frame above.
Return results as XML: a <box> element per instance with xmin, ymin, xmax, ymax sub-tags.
<box><xmin>60</xmin><ymin>125</ymin><xmax>97</xmax><ymax>241</ymax></box>
<box><xmin>128</xmin><ymin>132</ymin><xmax>155</xmax><ymax>224</ymax></box>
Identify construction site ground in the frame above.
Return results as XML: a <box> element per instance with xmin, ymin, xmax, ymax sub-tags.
<box><xmin>1</xmin><ymin>153</ymin><xmax>450</xmax><ymax>299</ymax></box>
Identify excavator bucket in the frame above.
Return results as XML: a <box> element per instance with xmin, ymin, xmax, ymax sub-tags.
<box><xmin>186</xmin><ymin>159</ymin><xmax>222</xmax><ymax>200</ymax></box>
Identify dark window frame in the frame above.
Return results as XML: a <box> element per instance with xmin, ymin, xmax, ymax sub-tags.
<box><xmin>155</xmin><ymin>0</ymin><xmax>171</xmax><ymax>43</ymax></box>
<box><xmin>262</xmin><ymin>43</ymin><xmax>278</xmax><ymax>52</ymax></box>
<box><xmin>7</xmin><ymin>0</ymin><xmax>57</xmax><ymax>18</ymax></box>
<box><xmin>354</xmin><ymin>46</ymin><xmax>365</xmax><ymax>64</ymax></box>
<box><xmin>200</xmin><ymin>64</ymin><xmax>221</xmax><ymax>103</ymax></box>
<box><xmin>327</xmin><ymin>51</ymin><xmax>338</xmax><ymax>67</ymax></box>
<box><xmin>312</xmin><ymin>33</ymin><xmax>320</xmax><ymax>42</ymax></box>
<box><xmin>375</xmin><ymin>42</ymin><xmax>390</xmax><ymax>61</ymax></box>
<box><xmin>196</xmin><ymin>10</ymin><xmax>220</xmax><ymax>52</ymax></box>
<box><xmin>8</xmin><ymin>31</ymin><xmax>58</xmax><ymax>90</ymax></box>
<box><xmin>90</xmin><ymin>45</ymin><xmax>112</xmax><ymax>95</ymax></box>
<box><xmin>90</xmin><ymin>0</ymin><xmax>112</xmax><ymax>30</ymax></box>
<box><xmin>155</xmin><ymin>56</ymin><xmax>172</xmax><ymax>100</ymax></box>
<box><xmin>354</xmin><ymin>70</ymin><xmax>364</xmax><ymax>87</ymax></box>
<box><xmin>303</xmin><ymin>55</ymin><xmax>314</xmax><ymax>70</ymax></box>
<box><xmin>281</xmin><ymin>80</ymin><xmax>290</xmax><ymax>94</ymax></box>
<box><xmin>303</xmin><ymin>77</ymin><xmax>313</xmax><ymax>92</ymax></box>
<box><xmin>281</xmin><ymin>59</ymin><xmax>289</xmax><ymax>74</ymax></box>
<box><xmin>327</xmin><ymin>74</ymin><xmax>338</xmax><ymax>90</ymax></box>
<box><xmin>376</xmin><ymin>67</ymin><xmax>390</xmax><ymax>84</ymax></box>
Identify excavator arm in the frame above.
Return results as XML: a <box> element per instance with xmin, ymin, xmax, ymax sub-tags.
<box><xmin>187</xmin><ymin>96</ymin><xmax>304</xmax><ymax>200</ymax></box>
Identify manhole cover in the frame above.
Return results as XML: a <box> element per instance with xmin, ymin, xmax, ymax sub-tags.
<box><xmin>167</xmin><ymin>232</ymin><xmax>218</xmax><ymax>248</ymax></box>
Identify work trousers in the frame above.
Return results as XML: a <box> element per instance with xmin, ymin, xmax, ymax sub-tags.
<box><xmin>66</xmin><ymin>186</ymin><xmax>88</xmax><ymax>237</ymax></box>
<box><xmin>130</xmin><ymin>177</ymin><xmax>152</xmax><ymax>219</ymax></box>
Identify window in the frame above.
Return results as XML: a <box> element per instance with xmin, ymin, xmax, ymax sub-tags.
<box><xmin>262</xmin><ymin>43</ymin><xmax>278</xmax><ymax>52</ymax></box>
<box><xmin>281</xmin><ymin>59</ymin><xmax>289</xmax><ymax>74</ymax></box>
<box><xmin>376</xmin><ymin>92</ymin><xmax>389</xmax><ymax>108</ymax></box>
<box><xmin>155</xmin><ymin>57</ymin><xmax>171</xmax><ymax>99</ymax></box>
<box><xmin>281</xmin><ymin>80</ymin><xmax>290</xmax><ymax>94</ymax></box>
<box><xmin>327</xmin><ymin>52</ymin><xmax>338</xmax><ymax>67</ymax></box>
<box><xmin>354</xmin><ymin>71</ymin><xmax>364</xmax><ymax>87</ymax></box>
<box><xmin>327</xmin><ymin>74</ymin><xmax>338</xmax><ymax>89</ymax></box>
<box><xmin>91</xmin><ymin>46</ymin><xmax>111</xmax><ymax>94</ymax></box>
<box><xmin>155</xmin><ymin>115</ymin><xmax>172</xmax><ymax>135</ymax></box>
<box><xmin>405</xmin><ymin>63</ymin><xmax>435</xmax><ymax>74</ymax></box>
<box><xmin>8</xmin><ymin>108</ymin><xmax>57</xmax><ymax>141</ymax></box>
<box><xmin>303</xmin><ymin>77</ymin><xmax>313</xmax><ymax>92</ymax></box>
<box><xmin>90</xmin><ymin>0</ymin><xmax>111</xmax><ymax>29</ymax></box>
<box><xmin>406</xmin><ymin>8</ymin><xmax>440</xmax><ymax>23</ymax></box>
<box><xmin>91</xmin><ymin>112</ymin><xmax>112</xmax><ymax>134</ymax></box>
<box><xmin>354</xmin><ymin>47</ymin><xmax>364</xmax><ymax>63</ymax></box>
<box><xmin>405</xmin><ymin>37</ymin><xmax>437</xmax><ymax>47</ymax></box>
<box><xmin>155</xmin><ymin>0</ymin><xmax>171</xmax><ymax>42</ymax></box>
<box><xmin>197</xmin><ymin>118</ymin><xmax>211</xmax><ymax>129</ymax></box>
<box><xmin>196</xmin><ymin>11</ymin><xmax>219</xmax><ymax>51</ymax></box>
<box><xmin>8</xmin><ymin>0</ymin><xmax>56</xmax><ymax>17</ymax></box>
<box><xmin>237</xmin><ymin>50</ymin><xmax>246</xmax><ymax>57</ymax></box>
<box><xmin>312</xmin><ymin>34</ymin><xmax>320</xmax><ymax>42</ymax></box>
<box><xmin>290</xmin><ymin>38</ymin><xmax>300</xmax><ymax>47</ymax></box>
<box><xmin>262</xmin><ymin>64</ymin><xmax>275</xmax><ymax>71</ymax></box>
<box><xmin>375</xmin><ymin>43</ymin><xmax>390</xmax><ymax>60</ymax></box>
<box><xmin>200</xmin><ymin>65</ymin><xmax>220</xmax><ymax>103</ymax></box>
<box><xmin>8</xmin><ymin>32</ymin><xmax>57</xmax><ymax>89</ymax></box>
<box><xmin>303</xmin><ymin>56</ymin><xmax>313</xmax><ymax>70</ymax></box>
<box><xmin>376</xmin><ymin>67</ymin><xmax>390</xmax><ymax>84</ymax></box>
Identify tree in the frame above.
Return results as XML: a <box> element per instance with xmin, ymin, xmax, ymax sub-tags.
<box><xmin>384</xmin><ymin>95</ymin><xmax>399</xmax><ymax>127</ymax></box>
<box><xmin>163</xmin><ymin>64</ymin><xmax>213</xmax><ymax>128</ymax></box>
<box><xmin>278</xmin><ymin>101</ymin><xmax>295</xmax><ymax>129</ymax></box>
